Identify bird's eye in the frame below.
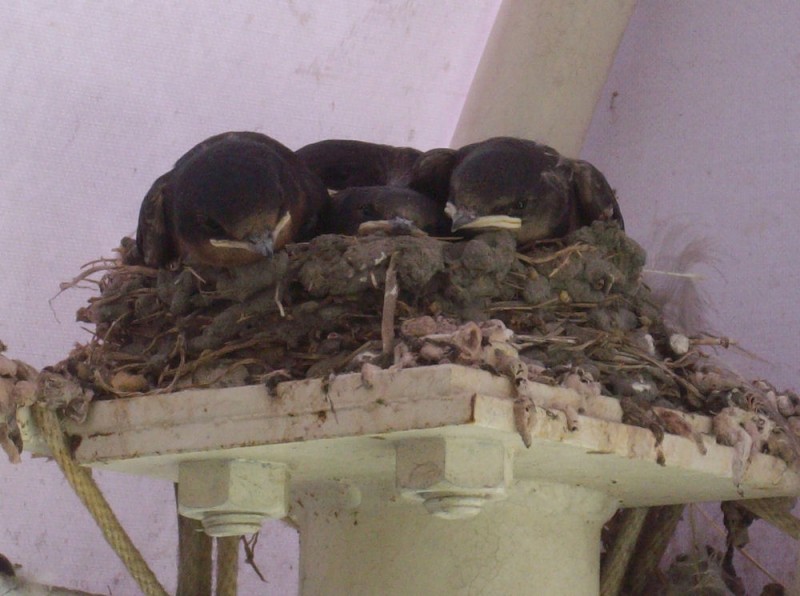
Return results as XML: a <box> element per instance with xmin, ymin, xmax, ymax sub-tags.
<box><xmin>201</xmin><ymin>217</ymin><xmax>227</xmax><ymax>237</ymax></box>
<box><xmin>359</xmin><ymin>204</ymin><xmax>379</xmax><ymax>219</ymax></box>
<box><xmin>515</xmin><ymin>199</ymin><xmax>526</xmax><ymax>210</ymax></box>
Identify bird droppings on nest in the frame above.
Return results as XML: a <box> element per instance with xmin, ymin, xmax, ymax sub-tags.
<box><xmin>0</xmin><ymin>343</ymin><xmax>38</xmax><ymax>463</ymax></box>
<box><xmin>39</xmin><ymin>220</ymin><xmax>800</xmax><ymax>483</ymax></box>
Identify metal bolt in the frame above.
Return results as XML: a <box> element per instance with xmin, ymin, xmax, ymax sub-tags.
<box><xmin>178</xmin><ymin>459</ymin><xmax>289</xmax><ymax>537</ymax></box>
<box><xmin>395</xmin><ymin>436</ymin><xmax>512</xmax><ymax>520</ymax></box>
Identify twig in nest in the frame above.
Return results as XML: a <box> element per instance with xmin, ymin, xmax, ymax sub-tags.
<box><xmin>488</xmin><ymin>298</ymin><xmax>559</xmax><ymax>312</ymax></box>
<box><xmin>617</xmin><ymin>346</ymin><xmax>704</xmax><ymax>408</ymax></box>
<box><xmin>84</xmin><ymin>290</ymin><xmax>132</xmax><ymax>313</ymax></box>
<box><xmin>101</xmin><ymin>312</ymin><xmax>130</xmax><ymax>344</ymax></box>
<box><xmin>275</xmin><ymin>284</ymin><xmax>286</xmax><ymax>318</ymax></box>
<box><xmin>82</xmin><ymin>257</ymin><xmax>120</xmax><ymax>268</ymax></box>
<box><xmin>157</xmin><ymin>334</ymin><xmax>188</xmax><ymax>390</ymax></box>
<box><xmin>117</xmin><ymin>265</ymin><xmax>160</xmax><ymax>277</ymax></box>
<box><xmin>598</xmin><ymin>362</ymin><xmax>650</xmax><ymax>372</ymax></box>
<box><xmin>182</xmin><ymin>266</ymin><xmax>207</xmax><ymax>285</ymax></box>
<box><xmin>642</xmin><ymin>269</ymin><xmax>706</xmax><ymax>280</ymax></box>
<box><xmin>153</xmin><ymin>337</ymin><xmax>264</xmax><ymax>394</ymax></box>
<box><xmin>105</xmin><ymin>353</ymin><xmax>148</xmax><ymax>365</ymax></box>
<box><xmin>49</xmin><ymin>262</ymin><xmax>118</xmax><ymax>322</ymax></box>
<box><xmin>54</xmin><ymin>262</ymin><xmax>117</xmax><ymax>295</ymax></box>
<box><xmin>140</xmin><ymin>328</ymin><xmax>178</xmax><ymax>355</ymax></box>
<box><xmin>382</xmin><ymin>252</ymin><xmax>399</xmax><ymax>357</ymax></box>
<box><xmin>92</xmin><ymin>369</ymin><xmax>122</xmax><ymax>396</ymax></box>
<box><xmin>502</xmin><ymin>281</ymin><xmax>527</xmax><ymax>292</ymax></box>
<box><xmin>562</xmin><ymin>337</ymin><xmax>601</xmax><ymax>352</ymax></box>
<box><xmin>190</xmin><ymin>358</ymin><xmax>262</xmax><ymax>389</ymax></box>
<box><xmin>515</xmin><ymin>243</ymin><xmax>594</xmax><ymax>265</ymax></box>
<box><xmin>691</xmin><ymin>335</ymin><xmax>736</xmax><ymax>349</ymax></box>
<box><xmin>321</xmin><ymin>373</ymin><xmax>339</xmax><ymax>423</ymax></box>
<box><xmin>666</xmin><ymin>350</ymin><xmax>703</xmax><ymax>369</ymax></box>
<box><xmin>241</xmin><ymin>533</ymin><xmax>267</xmax><ymax>583</ymax></box>
<box><xmin>548</xmin><ymin>251</ymin><xmax>581</xmax><ymax>278</ymax></box>
<box><xmin>514</xmin><ymin>335</ymin><xmax>577</xmax><ymax>347</ymax></box>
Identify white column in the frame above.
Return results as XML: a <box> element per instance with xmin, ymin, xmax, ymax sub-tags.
<box><xmin>451</xmin><ymin>0</ymin><xmax>637</xmax><ymax>155</ymax></box>
<box><xmin>296</xmin><ymin>479</ymin><xmax>618</xmax><ymax>596</ymax></box>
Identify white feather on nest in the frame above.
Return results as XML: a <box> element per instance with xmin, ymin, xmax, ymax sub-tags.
<box><xmin>642</xmin><ymin>220</ymin><xmax>719</xmax><ymax>335</ymax></box>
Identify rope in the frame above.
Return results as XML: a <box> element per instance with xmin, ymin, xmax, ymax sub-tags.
<box><xmin>176</xmin><ymin>485</ymin><xmax>212</xmax><ymax>596</ymax></box>
<box><xmin>599</xmin><ymin>507</ymin><xmax>648</xmax><ymax>596</ymax></box>
<box><xmin>33</xmin><ymin>405</ymin><xmax>169</xmax><ymax>596</ymax></box>
<box><xmin>215</xmin><ymin>536</ymin><xmax>240</xmax><ymax>596</ymax></box>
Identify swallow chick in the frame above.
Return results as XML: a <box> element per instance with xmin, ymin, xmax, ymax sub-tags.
<box><xmin>322</xmin><ymin>186</ymin><xmax>449</xmax><ymax>236</ymax></box>
<box><xmin>407</xmin><ymin>147</ymin><xmax>459</xmax><ymax>207</ymax></box>
<box><xmin>410</xmin><ymin>137</ymin><xmax>623</xmax><ymax>243</ymax></box>
<box><xmin>136</xmin><ymin>132</ymin><xmax>328</xmax><ymax>268</ymax></box>
<box><xmin>295</xmin><ymin>139</ymin><xmax>422</xmax><ymax>190</ymax></box>
<box><xmin>0</xmin><ymin>553</ymin><xmax>14</xmax><ymax>577</ymax></box>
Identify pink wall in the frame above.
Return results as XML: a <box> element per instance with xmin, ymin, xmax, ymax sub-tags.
<box><xmin>583</xmin><ymin>2</ymin><xmax>800</xmax><ymax>591</ymax></box>
<box><xmin>583</xmin><ymin>1</ymin><xmax>800</xmax><ymax>393</ymax></box>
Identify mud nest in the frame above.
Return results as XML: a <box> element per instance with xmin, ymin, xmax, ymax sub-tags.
<box><xmin>40</xmin><ymin>222</ymin><xmax>795</xmax><ymax>465</ymax></box>
<box><xmin>63</xmin><ymin>223</ymin><xmax>659</xmax><ymax>398</ymax></box>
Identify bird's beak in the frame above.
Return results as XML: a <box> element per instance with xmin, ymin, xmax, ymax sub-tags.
<box><xmin>209</xmin><ymin>233</ymin><xmax>273</xmax><ymax>256</ymax></box>
<box><xmin>445</xmin><ymin>202</ymin><xmax>476</xmax><ymax>232</ymax></box>
<box><xmin>245</xmin><ymin>228</ymin><xmax>275</xmax><ymax>257</ymax></box>
<box><xmin>445</xmin><ymin>201</ymin><xmax>522</xmax><ymax>232</ymax></box>
<box><xmin>272</xmin><ymin>211</ymin><xmax>292</xmax><ymax>250</ymax></box>
<box><xmin>208</xmin><ymin>212</ymin><xmax>293</xmax><ymax>258</ymax></box>
<box><xmin>271</xmin><ymin>211</ymin><xmax>292</xmax><ymax>246</ymax></box>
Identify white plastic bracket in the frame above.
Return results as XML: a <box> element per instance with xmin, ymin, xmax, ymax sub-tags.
<box><xmin>395</xmin><ymin>436</ymin><xmax>512</xmax><ymax>519</ymax></box>
<box><xmin>177</xmin><ymin>459</ymin><xmax>289</xmax><ymax>537</ymax></box>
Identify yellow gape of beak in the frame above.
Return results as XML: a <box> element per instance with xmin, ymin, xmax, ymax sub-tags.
<box><xmin>457</xmin><ymin>215</ymin><xmax>522</xmax><ymax>231</ymax></box>
<box><xmin>208</xmin><ymin>238</ymin><xmax>259</xmax><ymax>252</ymax></box>
<box><xmin>445</xmin><ymin>201</ymin><xmax>522</xmax><ymax>232</ymax></box>
<box><xmin>208</xmin><ymin>212</ymin><xmax>293</xmax><ymax>256</ymax></box>
<box><xmin>272</xmin><ymin>211</ymin><xmax>292</xmax><ymax>242</ymax></box>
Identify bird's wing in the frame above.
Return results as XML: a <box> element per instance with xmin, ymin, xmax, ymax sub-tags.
<box><xmin>407</xmin><ymin>148</ymin><xmax>459</xmax><ymax>205</ymax></box>
<box><xmin>296</xmin><ymin>140</ymin><xmax>398</xmax><ymax>189</ymax></box>
<box><xmin>136</xmin><ymin>172</ymin><xmax>176</xmax><ymax>267</ymax></box>
<box><xmin>568</xmin><ymin>159</ymin><xmax>624</xmax><ymax>229</ymax></box>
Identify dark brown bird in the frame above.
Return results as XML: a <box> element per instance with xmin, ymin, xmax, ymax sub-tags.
<box><xmin>409</xmin><ymin>137</ymin><xmax>623</xmax><ymax>243</ymax></box>
<box><xmin>136</xmin><ymin>131</ymin><xmax>328</xmax><ymax>268</ymax></box>
<box><xmin>321</xmin><ymin>186</ymin><xmax>449</xmax><ymax>236</ymax></box>
<box><xmin>295</xmin><ymin>139</ymin><xmax>422</xmax><ymax>189</ymax></box>
<box><xmin>296</xmin><ymin>139</ymin><xmax>443</xmax><ymax>236</ymax></box>
<box><xmin>0</xmin><ymin>553</ymin><xmax>14</xmax><ymax>577</ymax></box>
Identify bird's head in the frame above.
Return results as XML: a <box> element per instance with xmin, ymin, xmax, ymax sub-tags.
<box><xmin>180</xmin><ymin>199</ymin><xmax>294</xmax><ymax>267</ymax></box>
<box><xmin>444</xmin><ymin>169</ymin><xmax>524</xmax><ymax>234</ymax></box>
<box><xmin>170</xmin><ymin>138</ymin><xmax>297</xmax><ymax>267</ymax></box>
<box><xmin>206</xmin><ymin>209</ymin><xmax>292</xmax><ymax>260</ymax></box>
<box><xmin>326</xmin><ymin>186</ymin><xmax>446</xmax><ymax>236</ymax></box>
<box><xmin>444</xmin><ymin>138</ymin><xmax>569</xmax><ymax>236</ymax></box>
<box><xmin>444</xmin><ymin>199</ymin><xmax>522</xmax><ymax>233</ymax></box>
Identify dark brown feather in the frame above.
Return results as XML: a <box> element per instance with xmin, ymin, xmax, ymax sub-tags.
<box><xmin>296</xmin><ymin>139</ymin><xmax>421</xmax><ymax>189</ymax></box>
<box><xmin>135</xmin><ymin>172</ymin><xmax>175</xmax><ymax>267</ymax></box>
<box><xmin>411</xmin><ymin>137</ymin><xmax>624</xmax><ymax>242</ymax></box>
<box><xmin>322</xmin><ymin>186</ymin><xmax>448</xmax><ymax>236</ymax></box>
<box><xmin>136</xmin><ymin>132</ymin><xmax>328</xmax><ymax>268</ymax></box>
